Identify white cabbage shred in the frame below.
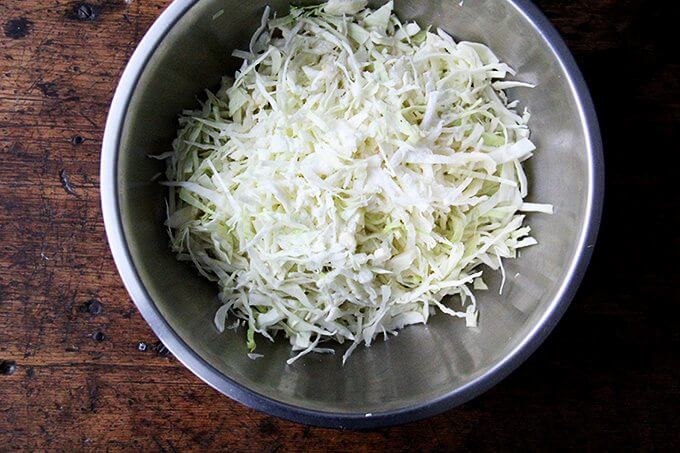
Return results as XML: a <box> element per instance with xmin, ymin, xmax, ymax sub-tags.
<box><xmin>162</xmin><ymin>0</ymin><xmax>552</xmax><ymax>364</ymax></box>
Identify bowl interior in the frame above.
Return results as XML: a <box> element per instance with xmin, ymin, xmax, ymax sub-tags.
<box><xmin>116</xmin><ymin>0</ymin><xmax>592</xmax><ymax>414</ymax></box>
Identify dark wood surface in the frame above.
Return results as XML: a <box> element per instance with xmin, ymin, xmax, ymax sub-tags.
<box><xmin>0</xmin><ymin>0</ymin><xmax>677</xmax><ymax>450</ymax></box>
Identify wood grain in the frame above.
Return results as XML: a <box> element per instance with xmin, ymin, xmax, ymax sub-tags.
<box><xmin>0</xmin><ymin>0</ymin><xmax>677</xmax><ymax>450</ymax></box>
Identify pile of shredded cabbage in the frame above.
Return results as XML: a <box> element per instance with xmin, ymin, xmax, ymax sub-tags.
<box><xmin>161</xmin><ymin>0</ymin><xmax>552</xmax><ymax>364</ymax></box>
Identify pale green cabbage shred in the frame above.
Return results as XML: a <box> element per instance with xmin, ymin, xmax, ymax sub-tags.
<box><xmin>162</xmin><ymin>0</ymin><xmax>552</xmax><ymax>364</ymax></box>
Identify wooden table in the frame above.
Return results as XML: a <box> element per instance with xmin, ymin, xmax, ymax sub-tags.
<box><xmin>0</xmin><ymin>0</ymin><xmax>676</xmax><ymax>450</ymax></box>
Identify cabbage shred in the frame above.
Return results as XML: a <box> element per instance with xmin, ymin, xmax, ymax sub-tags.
<box><xmin>162</xmin><ymin>0</ymin><xmax>552</xmax><ymax>364</ymax></box>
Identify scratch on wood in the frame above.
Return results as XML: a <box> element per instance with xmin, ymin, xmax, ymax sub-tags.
<box><xmin>86</xmin><ymin>377</ymin><xmax>99</xmax><ymax>412</ymax></box>
<box><xmin>59</xmin><ymin>169</ymin><xmax>78</xmax><ymax>196</ymax></box>
<box><xmin>151</xmin><ymin>435</ymin><xmax>169</xmax><ymax>453</ymax></box>
<box><xmin>78</xmin><ymin>110</ymin><xmax>98</xmax><ymax>127</ymax></box>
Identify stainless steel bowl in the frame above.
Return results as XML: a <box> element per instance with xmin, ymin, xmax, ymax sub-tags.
<box><xmin>101</xmin><ymin>0</ymin><xmax>603</xmax><ymax>428</ymax></box>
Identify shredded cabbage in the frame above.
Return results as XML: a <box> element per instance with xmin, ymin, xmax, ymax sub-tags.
<box><xmin>162</xmin><ymin>0</ymin><xmax>552</xmax><ymax>364</ymax></box>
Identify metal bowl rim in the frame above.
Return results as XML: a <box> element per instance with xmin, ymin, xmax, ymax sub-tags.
<box><xmin>100</xmin><ymin>0</ymin><xmax>604</xmax><ymax>429</ymax></box>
